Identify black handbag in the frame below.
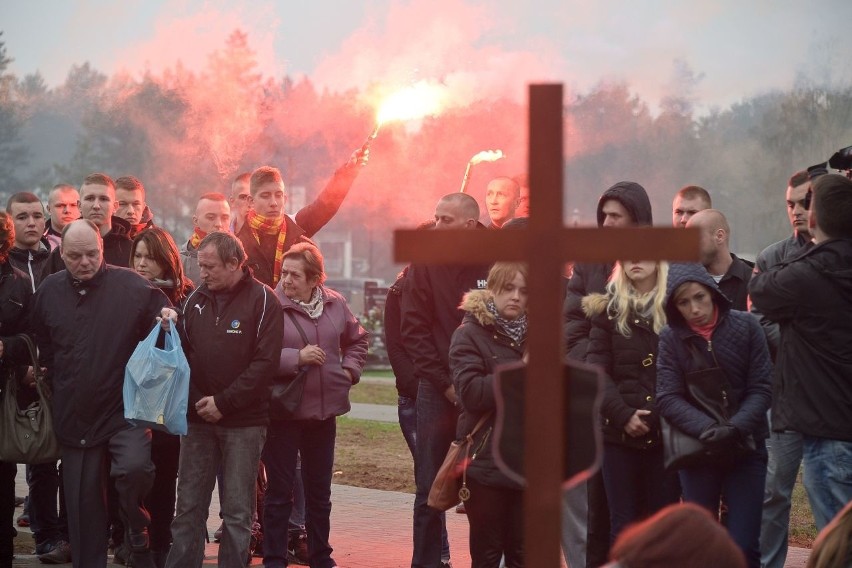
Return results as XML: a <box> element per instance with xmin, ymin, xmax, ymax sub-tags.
<box><xmin>270</xmin><ymin>311</ymin><xmax>310</xmax><ymax>420</ymax></box>
<box><xmin>662</xmin><ymin>342</ymin><xmax>755</xmax><ymax>470</ymax></box>
<box><xmin>0</xmin><ymin>334</ymin><xmax>61</xmax><ymax>464</ymax></box>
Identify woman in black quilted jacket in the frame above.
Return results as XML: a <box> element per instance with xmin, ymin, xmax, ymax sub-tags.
<box><xmin>583</xmin><ymin>260</ymin><xmax>680</xmax><ymax>544</ymax></box>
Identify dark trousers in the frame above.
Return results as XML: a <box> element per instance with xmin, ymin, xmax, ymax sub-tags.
<box><xmin>0</xmin><ymin>462</ymin><xmax>15</xmax><ymax>568</ymax></box>
<box><xmin>585</xmin><ymin>469</ymin><xmax>610</xmax><ymax>567</ymax></box>
<box><xmin>62</xmin><ymin>427</ymin><xmax>155</xmax><ymax>568</ymax></box>
<box><xmin>465</xmin><ymin>479</ymin><xmax>523</xmax><ymax>568</ymax></box>
<box><xmin>263</xmin><ymin>418</ymin><xmax>337</xmax><ymax>568</ymax></box>
<box><xmin>601</xmin><ymin>443</ymin><xmax>680</xmax><ymax>543</ymax></box>
<box><xmin>412</xmin><ymin>381</ymin><xmax>458</xmax><ymax>568</ymax></box>
<box><xmin>680</xmin><ymin>442</ymin><xmax>768</xmax><ymax>568</ymax></box>
<box><xmin>26</xmin><ymin>461</ymin><xmax>68</xmax><ymax>550</ymax></box>
<box><xmin>148</xmin><ymin>430</ymin><xmax>180</xmax><ymax>552</ymax></box>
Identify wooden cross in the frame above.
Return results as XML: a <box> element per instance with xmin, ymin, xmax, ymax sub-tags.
<box><xmin>394</xmin><ymin>84</ymin><xmax>698</xmax><ymax>567</ymax></box>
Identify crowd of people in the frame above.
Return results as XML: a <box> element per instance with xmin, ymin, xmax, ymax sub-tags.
<box><xmin>0</xmin><ymin>148</ymin><xmax>849</xmax><ymax>568</ymax></box>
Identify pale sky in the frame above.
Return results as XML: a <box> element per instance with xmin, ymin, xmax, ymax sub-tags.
<box><xmin>2</xmin><ymin>0</ymin><xmax>851</xmax><ymax>112</ymax></box>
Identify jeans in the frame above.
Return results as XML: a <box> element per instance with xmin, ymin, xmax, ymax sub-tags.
<box><xmin>399</xmin><ymin>395</ymin><xmax>450</xmax><ymax>562</ymax></box>
<box><xmin>412</xmin><ymin>381</ymin><xmax>458</xmax><ymax>568</ymax></box>
<box><xmin>165</xmin><ymin>423</ymin><xmax>266</xmax><ymax>568</ymax></box>
<box><xmin>26</xmin><ymin>461</ymin><xmax>68</xmax><ymax>549</ymax></box>
<box><xmin>263</xmin><ymin>417</ymin><xmax>337</xmax><ymax>568</ymax></box>
<box><xmin>679</xmin><ymin>441</ymin><xmax>768</xmax><ymax>568</ymax></box>
<box><xmin>398</xmin><ymin>396</ymin><xmax>417</xmax><ymax>457</ymax></box>
<box><xmin>601</xmin><ymin>443</ymin><xmax>680</xmax><ymax>543</ymax></box>
<box><xmin>289</xmin><ymin>455</ymin><xmax>306</xmax><ymax>531</ymax></box>
<box><xmin>801</xmin><ymin>436</ymin><xmax>852</xmax><ymax>530</ymax></box>
<box><xmin>465</xmin><ymin>479</ymin><xmax>523</xmax><ymax>568</ymax></box>
<box><xmin>759</xmin><ymin>429</ymin><xmax>803</xmax><ymax>568</ymax></box>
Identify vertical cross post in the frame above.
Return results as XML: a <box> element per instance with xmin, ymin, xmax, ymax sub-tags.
<box><xmin>524</xmin><ymin>84</ymin><xmax>566</xmax><ymax>568</ymax></box>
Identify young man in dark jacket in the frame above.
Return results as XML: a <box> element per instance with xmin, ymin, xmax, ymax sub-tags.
<box><xmin>403</xmin><ymin>193</ymin><xmax>488</xmax><ymax>568</ymax></box>
<box><xmin>166</xmin><ymin>232</ymin><xmax>283</xmax><ymax>568</ymax></box>
<box><xmin>5</xmin><ymin>192</ymin><xmax>70</xmax><ymax>563</ymax></box>
<box><xmin>561</xmin><ymin>181</ymin><xmax>654</xmax><ymax>568</ymax></box>
<box><xmin>750</xmin><ymin>173</ymin><xmax>852</xmax><ymax>531</ymax></box>
<box><xmin>31</xmin><ymin>220</ymin><xmax>175</xmax><ymax>568</ymax></box>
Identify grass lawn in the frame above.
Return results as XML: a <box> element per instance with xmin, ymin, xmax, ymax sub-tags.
<box><xmin>340</xmin><ymin>375</ymin><xmax>818</xmax><ymax>548</ymax></box>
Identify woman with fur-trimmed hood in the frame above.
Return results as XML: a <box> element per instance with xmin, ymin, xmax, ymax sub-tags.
<box><xmin>582</xmin><ymin>260</ymin><xmax>680</xmax><ymax>544</ymax></box>
<box><xmin>449</xmin><ymin>262</ymin><xmax>528</xmax><ymax>568</ymax></box>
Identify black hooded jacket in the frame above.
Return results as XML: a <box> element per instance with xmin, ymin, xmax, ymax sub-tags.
<box><xmin>8</xmin><ymin>239</ymin><xmax>52</xmax><ymax>290</ymax></box>
<box><xmin>749</xmin><ymin>238</ymin><xmax>852</xmax><ymax>441</ymax></box>
<box><xmin>564</xmin><ymin>182</ymin><xmax>654</xmax><ymax>360</ymax></box>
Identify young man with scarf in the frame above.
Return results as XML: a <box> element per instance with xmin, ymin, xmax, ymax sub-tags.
<box><xmin>181</xmin><ymin>193</ymin><xmax>231</xmax><ymax>288</ymax></box>
<box><xmin>115</xmin><ymin>176</ymin><xmax>156</xmax><ymax>238</ymax></box>
<box><xmin>237</xmin><ymin>166</ymin><xmax>316</xmax><ymax>289</ymax></box>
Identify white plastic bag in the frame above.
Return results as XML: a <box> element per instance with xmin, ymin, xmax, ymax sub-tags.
<box><xmin>123</xmin><ymin>323</ymin><xmax>190</xmax><ymax>435</ymax></box>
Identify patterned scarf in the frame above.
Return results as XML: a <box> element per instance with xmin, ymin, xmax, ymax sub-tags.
<box><xmin>247</xmin><ymin>211</ymin><xmax>287</xmax><ymax>285</ymax></box>
<box><xmin>189</xmin><ymin>228</ymin><xmax>207</xmax><ymax>249</ymax></box>
<box><xmin>486</xmin><ymin>298</ymin><xmax>528</xmax><ymax>344</ymax></box>
<box><xmin>294</xmin><ymin>286</ymin><xmax>324</xmax><ymax>319</ymax></box>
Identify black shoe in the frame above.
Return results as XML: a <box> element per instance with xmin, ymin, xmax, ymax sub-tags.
<box><xmin>152</xmin><ymin>546</ymin><xmax>170</xmax><ymax>568</ymax></box>
<box><xmin>287</xmin><ymin>530</ymin><xmax>309</xmax><ymax>565</ymax></box>
<box><xmin>213</xmin><ymin>521</ymin><xmax>224</xmax><ymax>543</ymax></box>
<box><xmin>37</xmin><ymin>540</ymin><xmax>72</xmax><ymax>564</ymax></box>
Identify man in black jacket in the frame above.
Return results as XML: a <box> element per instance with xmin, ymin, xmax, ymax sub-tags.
<box><xmin>5</xmin><ymin>192</ymin><xmax>71</xmax><ymax>563</ymax></box>
<box><xmin>403</xmin><ymin>193</ymin><xmax>488</xmax><ymax>568</ymax></box>
<box><xmin>750</xmin><ymin>169</ymin><xmax>814</xmax><ymax>568</ymax></box>
<box><xmin>686</xmin><ymin>209</ymin><xmax>753</xmax><ymax>311</ymax></box>
<box><xmin>31</xmin><ymin>220</ymin><xmax>175</xmax><ymax>568</ymax></box>
<box><xmin>166</xmin><ymin>232</ymin><xmax>283</xmax><ymax>568</ymax></box>
<box><xmin>562</xmin><ymin>181</ymin><xmax>653</xmax><ymax>568</ymax></box>
<box><xmin>750</xmin><ymin>173</ymin><xmax>852</xmax><ymax>532</ymax></box>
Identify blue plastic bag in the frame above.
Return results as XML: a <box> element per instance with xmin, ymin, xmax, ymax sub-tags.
<box><xmin>123</xmin><ymin>323</ymin><xmax>190</xmax><ymax>435</ymax></box>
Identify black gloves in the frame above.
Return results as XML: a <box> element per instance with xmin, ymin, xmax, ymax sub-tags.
<box><xmin>699</xmin><ymin>424</ymin><xmax>739</xmax><ymax>446</ymax></box>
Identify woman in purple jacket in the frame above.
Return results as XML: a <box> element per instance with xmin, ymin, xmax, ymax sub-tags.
<box><xmin>262</xmin><ymin>242</ymin><xmax>368</xmax><ymax>568</ymax></box>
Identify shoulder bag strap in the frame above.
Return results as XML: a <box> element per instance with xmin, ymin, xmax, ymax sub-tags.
<box><xmin>285</xmin><ymin>310</ymin><xmax>310</xmax><ymax>347</ymax></box>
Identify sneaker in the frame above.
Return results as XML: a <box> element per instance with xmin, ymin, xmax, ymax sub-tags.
<box><xmin>287</xmin><ymin>530</ymin><xmax>309</xmax><ymax>565</ymax></box>
<box><xmin>37</xmin><ymin>540</ymin><xmax>72</xmax><ymax>564</ymax></box>
<box><xmin>16</xmin><ymin>512</ymin><xmax>30</xmax><ymax>527</ymax></box>
<box><xmin>214</xmin><ymin>521</ymin><xmax>224</xmax><ymax>543</ymax></box>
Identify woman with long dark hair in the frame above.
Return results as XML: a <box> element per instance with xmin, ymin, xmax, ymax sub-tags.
<box><xmin>130</xmin><ymin>227</ymin><xmax>193</xmax><ymax>567</ymax></box>
<box><xmin>583</xmin><ymin>260</ymin><xmax>679</xmax><ymax>543</ymax></box>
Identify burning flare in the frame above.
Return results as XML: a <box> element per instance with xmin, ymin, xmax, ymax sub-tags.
<box><xmin>362</xmin><ymin>81</ymin><xmax>448</xmax><ymax>151</ymax></box>
<box><xmin>460</xmin><ymin>149</ymin><xmax>506</xmax><ymax>193</ymax></box>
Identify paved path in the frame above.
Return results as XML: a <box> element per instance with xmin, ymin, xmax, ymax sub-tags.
<box><xmin>9</xmin><ymin>388</ymin><xmax>811</xmax><ymax>567</ymax></box>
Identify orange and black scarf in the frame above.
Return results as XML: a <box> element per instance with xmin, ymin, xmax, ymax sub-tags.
<box><xmin>247</xmin><ymin>211</ymin><xmax>287</xmax><ymax>285</ymax></box>
<box><xmin>189</xmin><ymin>228</ymin><xmax>207</xmax><ymax>249</ymax></box>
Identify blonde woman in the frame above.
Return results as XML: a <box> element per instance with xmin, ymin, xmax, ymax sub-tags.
<box><xmin>583</xmin><ymin>260</ymin><xmax>680</xmax><ymax>543</ymax></box>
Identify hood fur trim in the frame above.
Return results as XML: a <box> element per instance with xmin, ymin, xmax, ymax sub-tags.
<box><xmin>581</xmin><ymin>293</ymin><xmax>610</xmax><ymax>318</ymax></box>
<box><xmin>460</xmin><ymin>289</ymin><xmax>495</xmax><ymax>326</ymax></box>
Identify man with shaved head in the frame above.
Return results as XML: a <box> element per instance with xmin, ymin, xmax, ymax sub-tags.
<box><xmin>484</xmin><ymin>176</ymin><xmax>520</xmax><ymax>229</ymax></box>
<box><xmin>31</xmin><ymin>219</ymin><xmax>176</xmax><ymax>568</ymax></box>
<box><xmin>404</xmin><ymin>193</ymin><xmax>488</xmax><ymax>568</ymax></box>
<box><xmin>181</xmin><ymin>193</ymin><xmax>231</xmax><ymax>287</ymax></box>
<box><xmin>686</xmin><ymin>209</ymin><xmax>753</xmax><ymax>310</ymax></box>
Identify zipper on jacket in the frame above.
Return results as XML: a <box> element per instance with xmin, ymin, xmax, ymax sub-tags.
<box><xmin>26</xmin><ymin>252</ymin><xmax>36</xmax><ymax>293</ymax></box>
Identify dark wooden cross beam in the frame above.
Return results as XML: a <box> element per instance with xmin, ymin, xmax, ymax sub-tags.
<box><xmin>395</xmin><ymin>84</ymin><xmax>698</xmax><ymax>567</ymax></box>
